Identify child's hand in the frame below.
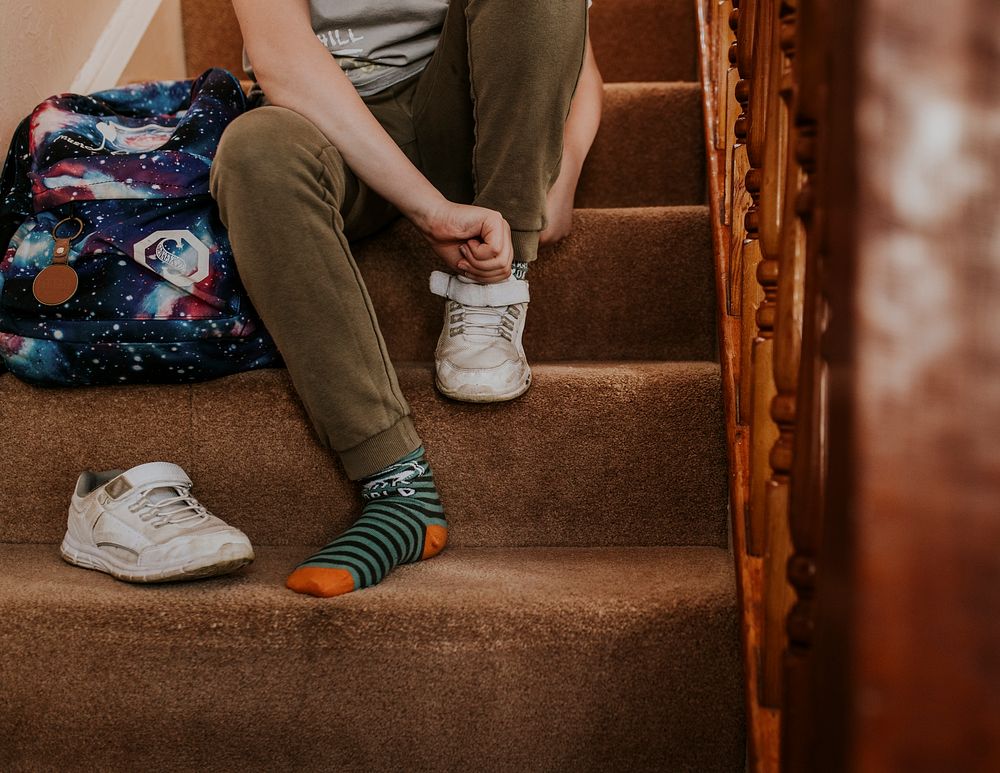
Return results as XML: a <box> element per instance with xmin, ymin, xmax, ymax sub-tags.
<box><xmin>540</xmin><ymin>178</ymin><xmax>575</xmax><ymax>246</ymax></box>
<box><xmin>416</xmin><ymin>200</ymin><xmax>513</xmax><ymax>283</ymax></box>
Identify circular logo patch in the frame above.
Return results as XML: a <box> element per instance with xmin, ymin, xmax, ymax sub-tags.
<box><xmin>132</xmin><ymin>230</ymin><xmax>210</xmax><ymax>287</ymax></box>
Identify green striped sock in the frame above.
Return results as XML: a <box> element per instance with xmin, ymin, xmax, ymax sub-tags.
<box><xmin>285</xmin><ymin>447</ymin><xmax>449</xmax><ymax>597</ymax></box>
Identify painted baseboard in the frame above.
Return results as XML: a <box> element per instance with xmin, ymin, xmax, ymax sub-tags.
<box><xmin>71</xmin><ymin>0</ymin><xmax>164</xmax><ymax>93</ymax></box>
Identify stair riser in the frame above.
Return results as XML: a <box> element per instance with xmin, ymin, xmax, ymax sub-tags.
<box><xmin>0</xmin><ymin>546</ymin><xmax>744</xmax><ymax>773</ymax></box>
<box><xmin>0</xmin><ymin>363</ymin><xmax>729</xmax><ymax>548</ymax></box>
<box><xmin>578</xmin><ymin>83</ymin><xmax>706</xmax><ymax>208</ymax></box>
<box><xmin>589</xmin><ymin>0</ymin><xmax>699</xmax><ymax>83</ymax></box>
<box><xmin>361</xmin><ymin>207</ymin><xmax>717</xmax><ymax>363</ymax></box>
<box><xmin>3</xmin><ymin>624</ymin><xmax>743</xmax><ymax>772</ymax></box>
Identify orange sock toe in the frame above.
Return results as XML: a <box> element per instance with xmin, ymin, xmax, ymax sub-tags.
<box><xmin>422</xmin><ymin>525</ymin><xmax>449</xmax><ymax>560</ymax></box>
<box><xmin>286</xmin><ymin>566</ymin><xmax>356</xmax><ymax>598</ymax></box>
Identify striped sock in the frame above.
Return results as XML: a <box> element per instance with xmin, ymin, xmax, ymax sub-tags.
<box><xmin>286</xmin><ymin>447</ymin><xmax>449</xmax><ymax>598</ymax></box>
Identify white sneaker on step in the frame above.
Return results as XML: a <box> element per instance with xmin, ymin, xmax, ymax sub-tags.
<box><xmin>60</xmin><ymin>461</ymin><xmax>254</xmax><ymax>583</ymax></box>
<box><xmin>429</xmin><ymin>270</ymin><xmax>532</xmax><ymax>402</ymax></box>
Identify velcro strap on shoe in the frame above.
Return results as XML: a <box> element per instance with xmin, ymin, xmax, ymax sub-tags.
<box><xmin>106</xmin><ymin>462</ymin><xmax>193</xmax><ymax>499</ymax></box>
<box><xmin>429</xmin><ymin>271</ymin><xmax>530</xmax><ymax>307</ymax></box>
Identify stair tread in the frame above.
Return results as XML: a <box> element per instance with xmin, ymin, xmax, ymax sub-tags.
<box><xmin>579</xmin><ymin>82</ymin><xmax>705</xmax><ymax>208</ymax></box>
<box><xmin>1</xmin><ymin>542</ymin><xmax>744</xmax><ymax>771</ymax></box>
<box><xmin>0</xmin><ymin>361</ymin><xmax>729</xmax><ymax>548</ymax></box>
<box><xmin>7</xmin><ymin>3</ymin><xmax>743</xmax><ymax>771</ymax></box>
<box><xmin>361</xmin><ymin>205</ymin><xmax>717</xmax><ymax>362</ymax></box>
<box><xmin>1</xmin><ymin>543</ymin><xmax>735</xmax><ymax>612</ymax></box>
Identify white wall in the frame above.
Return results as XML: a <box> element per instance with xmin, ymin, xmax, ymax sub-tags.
<box><xmin>0</xmin><ymin>0</ymin><xmax>186</xmax><ymax>152</ymax></box>
<box><xmin>120</xmin><ymin>0</ymin><xmax>186</xmax><ymax>85</ymax></box>
<box><xmin>0</xmin><ymin>0</ymin><xmax>121</xmax><ymax>147</ymax></box>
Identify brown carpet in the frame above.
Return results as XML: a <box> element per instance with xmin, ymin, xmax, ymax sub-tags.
<box><xmin>588</xmin><ymin>0</ymin><xmax>699</xmax><ymax>83</ymax></box>
<box><xmin>0</xmin><ymin>0</ymin><xmax>745</xmax><ymax>770</ymax></box>
<box><xmin>360</xmin><ymin>206</ymin><xmax>717</xmax><ymax>363</ymax></box>
<box><xmin>578</xmin><ymin>83</ymin><xmax>706</xmax><ymax>208</ymax></box>
<box><xmin>0</xmin><ymin>362</ymin><xmax>727</xmax><ymax>548</ymax></box>
<box><xmin>0</xmin><ymin>544</ymin><xmax>741</xmax><ymax>773</ymax></box>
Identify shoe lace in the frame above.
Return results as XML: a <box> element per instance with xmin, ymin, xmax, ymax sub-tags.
<box><xmin>361</xmin><ymin>460</ymin><xmax>426</xmax><ymax>500</ymax></box>
<box><xmin>448</xmin><ymin>300</ymin><xmax>520</xmax><ymax>341</ymax></box>
<box><xmin>126</xmin><ymin>485</ymin><xmax>209</xmax><ymax>528</ymax></box>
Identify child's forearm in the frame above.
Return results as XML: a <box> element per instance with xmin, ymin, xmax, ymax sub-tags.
<box><xmin>558</xmin><ymin>34</ymin><xmax>604</xmax><ymax>194</ymax></box>
<box><xmin>234</xmin><ymin>0</ymin><xmax>447</xmax><ymax>229</ymax></box>
<box><xmin>232</xmin><ymin>0</ymin><xmax>513</xmax><ymax>281</ymax></box>
<box><xmin>541</xmin><ymin>34</ymin><xmax>603</xmax><ymax>244</ymax></box>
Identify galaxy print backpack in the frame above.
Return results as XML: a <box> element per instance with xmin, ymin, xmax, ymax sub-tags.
<box><xmin>0</xmin><ymin>68</ymin><xmax>279</xmax><ymax>386</ymax></box>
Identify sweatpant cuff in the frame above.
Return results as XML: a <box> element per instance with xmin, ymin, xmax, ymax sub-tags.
<box><xmin>339</xmin><ymin>414</ymin><xmax>422</xmax><ymax>480</ymax></box>
<box><xmin>511</xmin><ymin>229</ymin><xmax>540</xmax><ymax>264</ymax></box>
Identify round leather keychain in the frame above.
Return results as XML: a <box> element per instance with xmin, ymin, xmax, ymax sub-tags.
<box><xmin>33</xmin><ymin>216</ymin><xmax>83</xmax><ymax>306</ymax></box>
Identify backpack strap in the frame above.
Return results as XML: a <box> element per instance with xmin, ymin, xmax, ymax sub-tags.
<box><xmin>0</xmin><ymin>115</ymin><xmax>32</xmax><ymax>253</ymax></box>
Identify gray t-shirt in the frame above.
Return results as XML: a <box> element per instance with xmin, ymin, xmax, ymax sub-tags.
<box><xmin>244</xmin><ymin>1</ymin><xmax>592</xmax><ymax>97</ymax></box>
<box><xmin>244</xmin><ymin>0</ymin><xmax>449</xmax><ymax>97</ymax></box>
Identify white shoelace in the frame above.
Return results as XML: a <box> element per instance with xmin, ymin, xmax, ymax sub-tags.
<box><xmin>448</xmin><ymin>301</ymin><xmax>520</xmax><ymax>341</ymax></box>
<box><xmin>126</xmin><ymin>485</ymin><xmax>209</xmax><ymax>528</ymax></box>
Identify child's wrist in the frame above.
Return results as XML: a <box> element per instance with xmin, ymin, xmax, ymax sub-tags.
<box><xmin>405</xmin><ymin>190</ymin><xmax>450</xmax><ymax>235</ymax></box>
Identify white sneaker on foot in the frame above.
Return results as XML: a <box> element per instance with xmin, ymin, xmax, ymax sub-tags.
<box><xmin>429</xmin><ymin>270</ymin><xmax>532</xmax><ymax>402</ymax></box>
<box><xmin>60</xmin><ymin>462</ymin><xmax>254</xmax><ymax>583</ymax></box>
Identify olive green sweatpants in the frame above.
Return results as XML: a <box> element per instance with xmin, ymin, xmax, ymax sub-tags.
<box><xmin>210</xmin><ymin>1</ymin><xmax>587</xmax><ymax>480</ymax></box>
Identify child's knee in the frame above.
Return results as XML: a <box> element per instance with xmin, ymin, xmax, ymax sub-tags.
<box><xmin>212</xmin><ymin>106</ymin><xmax>352</xmax><ymax>213</ymax></box>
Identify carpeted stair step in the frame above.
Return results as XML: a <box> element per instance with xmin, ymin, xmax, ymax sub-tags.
<box><xmin>0</xmin><ymin>543</ymin><xmax>744</xmax><ymax>772</ymax></box>
<box><xmin>0</xmin><ymin>361</ymin><xmax>728</xmax><ymax>549</ymax></box>
<box><xmin>180</xmin><ymin>0</ymin><xmax>699</xmax><ymax>85</ymax></box>
<box><xmin>359</xmin><ymin>206</ymin><xmax>716</xmax><ymax>363</ymax></box>
<box><xmin>577</xmin><ymin>83</ymin><xmax>706</xmax><ymax>208</ymax></box>
<box><xmin>588</xmin><ymin>0</ymin><xmax>699</xmax><ymax>83</ymax></box>
<box><xmin>1</xmin><ymin>0</ymin><xmax>746</xmax><ymax>769</ymax></box>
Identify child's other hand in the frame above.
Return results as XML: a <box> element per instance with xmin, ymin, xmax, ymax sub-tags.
<box><xmin>540</xmin><ymin>181</ymin><xmax>575</xmax><ymax>246</ymax></box>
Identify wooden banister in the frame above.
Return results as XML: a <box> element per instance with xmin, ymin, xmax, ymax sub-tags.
<box><xmin>702</xmin><ymin>0</ymin><xmax>1000</xmax><ymax>769</ymax></box>
<box><xmin>699</xmin><ymin>1</ymin><xmax>779</xmax><ymax>769</ymax></box>
<box><xmin>698</xmin><ymin>0</ymin><xmax>828</xmax><ymax>767</ymax></box>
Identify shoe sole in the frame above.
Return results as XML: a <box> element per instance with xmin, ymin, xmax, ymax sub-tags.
<box><xmin>435</xmin><ymin>370</ymin><xmax>532</xmax><ymax>404</ymax></box>
<box><xmin>60</xmin><ymin>533</ymin><xmax>253</xmax><ymax>584</ymax></box>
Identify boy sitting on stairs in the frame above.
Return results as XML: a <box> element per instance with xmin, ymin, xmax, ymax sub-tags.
<box><xmin>207</xmin><ymin>0</ymin><xmax>602</xmax><ymax>597</ymax></box>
